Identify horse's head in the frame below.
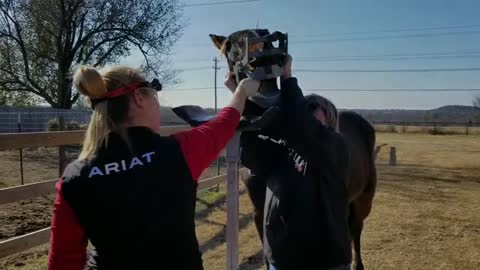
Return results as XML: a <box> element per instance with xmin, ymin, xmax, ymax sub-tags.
<box><xmin>210</xmin><ymin>29</ymin><xmax>263</xmax><ymax>74</ymax></box>
<box><xmin>172</xmin><ymin>29</ymin><xmax>287</xmax><ymax>131</ymax></box>
<box><xmin>209</xmin><ymin>29</ymin><xmax>288</xmax><ymax>109</ymax></box>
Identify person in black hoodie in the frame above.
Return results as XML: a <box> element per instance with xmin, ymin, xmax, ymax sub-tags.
<box><xmin>241</xmin><ymin>55</ymin><xmax>352</xmax><ymax>270</ymax></box>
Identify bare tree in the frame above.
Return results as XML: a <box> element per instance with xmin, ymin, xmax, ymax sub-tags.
<box><xmin>0</xmin><ymin>0</ymin><xmax>184</xmax><ymax>108</ymax></box>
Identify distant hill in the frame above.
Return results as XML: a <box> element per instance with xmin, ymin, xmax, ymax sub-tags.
<box><xmin>351</xmin><ymin>105</ymin><xmax>480</xmax><ymax>123</ymax></box>
<box><xmin>160</xmin><ymin>105</ymin><xmax>480</xmax><ymax>125</ymax></box>
<box><xmin>160</xmin><ymin>107</ymin><xmax>186</xmax><ymax>125</ymax></box>
<box><xmin>431</xmin><ymin>105</ymin><xmax>479</xmax><ymax>113</ymax></box>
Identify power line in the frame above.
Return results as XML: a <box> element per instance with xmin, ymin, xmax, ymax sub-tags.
<box><xmin>173</xmin><ymin>51</ymin><xmax>480</xmax><ymax>64</ymax></box>
<box><xmin>295</xmin><ymin>51</ymin><xmax>480</xmax><ymax>60</ymax></box>
<box><xmin>163</xmin><ymin>87</ymin><xmax>480</xmax><ymax>92</ymax></box>
<box><xmin>175</xmin><ymin>66</ymin><xmax>228</xmax><ymax>71</ymax></box>
<box><xmin>292</xmin><ymin>24</ymin><xmax>480</xmax><ymax>37</ymax></box>
<box><xmin>175</xmin><ymin>67</ymin><xmax>212</xmax><ymax>71</ymax></box>
<box><xmin>183</xmin><ymin>0</ymin><xmax>260</xmax><ymax>7</ymax></box>
<box><xmin>296</xmin><ymin>67</ymin><xmax>480</xmax><ymax>73</ymax></box>
<box><xmin>176</xmin><ymin>30</ymin><xmax>480</xmax><ymax>47</ymax></box>
<box><xmin>303</xmin><ymin>88</ymin><xmax>480</xmax><ymax>92</ymax></box>
<box><xmin>296</xmin><ymin>55</ymin><xmax>480</xmax><ymax>62</ymax></box>
<box><xmin>164</xmin><ymin>87</ymin><xmax>214</xmax><ymax>91</ymax></box>
<box><xmin>174</xmin><ymin>66</ymin><xmax>480</xmax><ymax>74</ymax></box>
<box><xmin>293</xmin><ymin>30</ymin><xmax>480</xmax><ymax>44</ymax></box>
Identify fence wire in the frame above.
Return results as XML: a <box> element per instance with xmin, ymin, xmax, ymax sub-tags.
<box><xmin>0</xmin><ymin>109</ymin><xmax>91</xmax><ymax>133</ymax></box>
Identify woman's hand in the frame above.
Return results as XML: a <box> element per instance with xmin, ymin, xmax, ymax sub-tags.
<box><xmin>225</xmin><ymin>78</ymin><xmax>259</xmax><ymax>116</ymax></box>
<box><xmin>237</xmin><ymin>78</ymin><xmax>260</xmax><ymax>97</ymax></box>
<box><xmin>224</xmin><ymin>72</ymin><xmax>237</xmax><ymax>93</ymax></box>
<box><xmin>281</xmin><ymin>54</ymin><xmax>293</xmax><ymax>81</ymax></box>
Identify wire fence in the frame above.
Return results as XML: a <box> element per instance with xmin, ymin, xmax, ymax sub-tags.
<box><xmin>372</xmin><ymin>121</ymin><xmax>480</xmax><ymax>135</ymax></box>
<box><xmin>0</xmin><ymin>108</ymin><xmax>91</xmax><ymax>133</ymax></box>
<box><xmin>0</xmin><ymin>107</ymin><xmax>226</xmax><ymax>188</ymax></box>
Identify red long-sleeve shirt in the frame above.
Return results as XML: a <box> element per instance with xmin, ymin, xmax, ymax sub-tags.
<box><xmin>48</xmin><ymin>107</ymin><xmax>240</xmax><ymax>270</ymax></box>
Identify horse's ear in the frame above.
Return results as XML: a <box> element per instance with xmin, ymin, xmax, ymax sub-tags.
<box><xmin>209</xmin><ymin>34</ymin><xmax>227</xmax><ymax>50</ymax></box>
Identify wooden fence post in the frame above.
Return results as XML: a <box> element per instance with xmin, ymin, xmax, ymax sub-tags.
<box><xmin>58</xmin><ymin>117</ymin><xmax>66</xmax><ymax>177</ymax></box>
<box><xmin>17</xmin><ymin>113</ymin><xmax>24</xmax><ymax>185</ymax></box>
<box><xmin>225</xmin><ymin>132</ymin><xmax>241</xmax><ymax>270</ymax></box>
<box><xmin>389</xmin><ymin>147</ymin><xmax>397</xmax><ymax>166</ymax></box>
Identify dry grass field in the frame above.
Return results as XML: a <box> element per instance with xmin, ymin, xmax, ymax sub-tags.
<box><xmin>374</xmin><ymin>123</ymin><xmax>480</xmax><ymax>135</ymax></box>
<box><xmin>1</xmin><ymin>133</ymin><xmax>479</xmax><ymax>269</ymax></box>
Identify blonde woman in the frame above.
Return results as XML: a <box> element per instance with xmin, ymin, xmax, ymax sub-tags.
<box><xmin>48</xmin><ymin>66</ymin><xmax>259</xmax><ymax>270</ymax></box>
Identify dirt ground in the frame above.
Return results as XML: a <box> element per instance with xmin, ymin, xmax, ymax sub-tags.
<box><xmin>1</xmin><ymin>133</ymin><xmax>480</xmax><ymax>269</ymax></box>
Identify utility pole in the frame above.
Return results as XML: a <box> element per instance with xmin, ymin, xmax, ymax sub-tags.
<box><xmin>213</xmin><ymin>57</ymin><xmax>220</xmax><ymax>113</ymax></box>
<box><xmin>213</xmin><ymin>57</ymin><xmax>221</xmax><ymax>176</ymax></box>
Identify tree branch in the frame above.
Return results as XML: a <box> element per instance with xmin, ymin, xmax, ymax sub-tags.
<box><xmin>83</xmin><ymin>35</ymin><xmax>128</xmax><ymax>64</ymax></box>
<box><xmin>93</xmin><ymin>38</ymin><xmax>128</xmax><ymax>67</ymax></box>
<box><xmin>1</xmin><ymin>0</ymin><xmax>184</xmax><ymax>108</ymax></box>
<box><xmin>1</xmin><ymin>4</ymin><xmax>47</xmax><ymax>96</ymax></box>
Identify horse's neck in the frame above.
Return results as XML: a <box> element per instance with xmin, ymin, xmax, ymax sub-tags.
<box><xmin>259</xmin><ymin>79</ymin><xmax>279</xmax><ymax>93</ymax></box>
<box><xmin>249</xmin><ymin>79</ymin><xmax>281</xmax><ymax>108</ymax></box>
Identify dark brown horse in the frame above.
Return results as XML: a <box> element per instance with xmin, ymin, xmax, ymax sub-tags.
<box><xmin>210</xmin><ymin>29</ymin><xmax>377</xmax><ymax>270</ymax></box>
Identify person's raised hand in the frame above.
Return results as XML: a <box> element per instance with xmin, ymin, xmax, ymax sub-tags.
<box><xmin>224</xmin><ymin>72</ymin><xmax>237</xmax><ymax>93</ymax></box>
<box><xmin>281</xmin><ymin>54</ymin><xmax>293</xmax><ymax>81</ymax></box>
<box><xmin>237</xmin><ymin>78</ymin><xmax>260</xmax><ymax>97</ymax></box>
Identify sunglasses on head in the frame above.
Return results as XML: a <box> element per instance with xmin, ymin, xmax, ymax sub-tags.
<box><xmin>143</xmin><ymin>78</ymin><xmax>162</xmax><ymax>92</ymax></box>
<box><xmin>90</xmin><ymin>78</ymin><xmax>162</xmax><ymax>109</ymax></box>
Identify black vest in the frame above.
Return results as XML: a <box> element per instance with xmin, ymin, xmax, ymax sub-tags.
<box><xmin>61</xmin><ymin>127</ymin><xmax>202</xmax><ymax>270</ymax></box>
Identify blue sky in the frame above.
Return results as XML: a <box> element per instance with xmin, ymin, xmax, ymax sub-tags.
<box><xmin>122</xmin><ymin>0</ymin><xmax>480</xmax><ymax>110</ymax></box>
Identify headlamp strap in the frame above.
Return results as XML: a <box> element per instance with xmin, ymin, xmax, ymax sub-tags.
<box><xmin>90</xmin><ymin>79</ymin><xmax>162</xmax><ymax>109</ymax></box>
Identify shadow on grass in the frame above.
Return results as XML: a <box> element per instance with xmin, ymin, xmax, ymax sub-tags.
<box><xmin>199</xmin><ymin>213</ymin><xmax>253</xmax><ymax>254</ymax></box>
<box><xmin>239</xmin><ymin>249</ymin><xmax>266</xmax><ymax>270</ymax></box>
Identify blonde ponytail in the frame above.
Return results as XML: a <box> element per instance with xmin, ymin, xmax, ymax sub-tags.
<box><xmin>73</xmin><ymin>66</ymin><xmax>107</xmax><ymax>99</ymax></box>
<box><xmin>73</xmin><ymin>66</ymin><xmax>147</xmax><ymax>161</ymax></box>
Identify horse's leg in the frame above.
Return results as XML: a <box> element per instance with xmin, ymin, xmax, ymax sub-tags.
<box><xmin>243</xmin><ymin>174</ymin><xmax>267</xmax><ymax>242</ymax></box>
<box><xmin>353</xmin><ymin>219</ymin><xmax>364</xmax><ymax>270</ymax></box>
<box><xmin>349</xmin><ymin>202</ymin><xmax>364</xmax><ymax>270</ymax></box>
<box><xmin>350</xmin><ymin>193</ymin><xmax>374</xmax><ymax>270</ymax></box>
<box><xmin>243</xmin><ymin>174</ymin><xmax>269</xmax><ymax>270</ymax></box>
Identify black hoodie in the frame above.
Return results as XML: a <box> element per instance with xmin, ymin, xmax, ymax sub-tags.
<box><xmin>241</xmin><ymin>78</ymin><xmax>352</xmax><ymax>269</ymax></box>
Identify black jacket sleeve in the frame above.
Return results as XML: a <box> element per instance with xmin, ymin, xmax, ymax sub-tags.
<box><xmin>240</xmin><ymin>130</ymin><xmax>284</xmax><ymax>175</ymax></box>
<box><xmin>279</xmin><ymin>77</ymin><xmax>348</xmax><ymax>174</ymax></box>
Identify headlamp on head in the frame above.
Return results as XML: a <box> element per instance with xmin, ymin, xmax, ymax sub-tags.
<box><xmin>90</xmin><ymin>78</ymin><xmax>162</xmax><ymax>109</ymax></box>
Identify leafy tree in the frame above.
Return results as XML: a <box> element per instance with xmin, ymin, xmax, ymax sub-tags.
<box><xmin>0</xmin><ymin>89</ymin><xmax>39</xmax><ymax>106</ymax></box>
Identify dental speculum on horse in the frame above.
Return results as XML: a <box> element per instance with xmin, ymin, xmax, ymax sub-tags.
<box><xmin>232</xmin><ymin>31</ymin><xmax>289</xmax><ymax>109</ymax></box>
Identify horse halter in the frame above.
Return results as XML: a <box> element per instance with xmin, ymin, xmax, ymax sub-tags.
<box><xmin>232</xmin><ymin>30</ymin><xmax>289</xmax><ymax>83</ymax></box>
